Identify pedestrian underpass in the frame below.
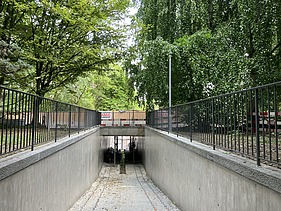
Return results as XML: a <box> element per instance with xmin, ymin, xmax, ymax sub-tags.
<box><xmin>1</xmin><ymin>126</ymin><xmax>281</xmax><ymax>211</ymax></box>
<box><xmin>102</xmin><ymin>136</ymin><xmax>143</xmax><ymax>164</ymax></box>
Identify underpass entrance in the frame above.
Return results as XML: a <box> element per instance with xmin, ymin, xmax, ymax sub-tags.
<box><xmin>103</xmin><ymin>135</ymin><xmax>143</xmax><ymax>165</ymax></box>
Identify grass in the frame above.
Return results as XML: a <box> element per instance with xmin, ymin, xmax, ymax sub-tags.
<box><xmin>176</xmin><ymin>129</ymin><xmax>281</xmax><ymax>168</ymax></box>
<box><xmin>0</xmin><ymin>127</ymin><xmax>78</xmax><ymax>155</ymax></box>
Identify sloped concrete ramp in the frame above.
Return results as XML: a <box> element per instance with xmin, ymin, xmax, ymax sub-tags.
<box><xmin>69</xmin><ymin>164</ymin><xmax>180</xmax><ymax>211</ymax></box>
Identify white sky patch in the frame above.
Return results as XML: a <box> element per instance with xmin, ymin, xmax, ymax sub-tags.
<box><xmin>204</xmin><ymin>82</ymin><xmax>215</xmax><ymax>96</ymax></box>
<box><xmin>123</xmin><ymin>6</ymin><xmax>138</xmax><ymax>47</ymax></box>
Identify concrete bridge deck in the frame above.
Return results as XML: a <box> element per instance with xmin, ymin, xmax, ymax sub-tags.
<box><xmin>69</xmin><ymin>164</ymin><xmax>180</xmax><ymax>211</ymax></box>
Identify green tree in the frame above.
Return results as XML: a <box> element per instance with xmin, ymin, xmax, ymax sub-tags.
<box><xmin>0</xmin><ymin>41</ymin><xmax>31</xmax><ymax>86</ymax></box>
<box><xmin>0</xmin><ymin>0</ymin><xmax>32</xmax><ymax>86</ymax></box>
<box><xmin>129</xmin><ymin>0</ymin><xmax>281</xmax><ymax>109</ymax></box>
<box><xmin>1</xmin><ymin>0</ymin><xmax>130</xmax><ymax>97</ymax></box>
<box><xmin>125</xmin><ymin>37</ymin><xmax>175</xmax><ymax>109</ymax></box>
<box><xmin>47</xmin><ymin>64</ymin><xmax>136</xmax><ymax>111</ymax></box>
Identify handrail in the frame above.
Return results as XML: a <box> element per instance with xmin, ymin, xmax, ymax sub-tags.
<box><xmin>0</xmin><ymin>86</ymin><xmax>101</xmax><ymax>156</ymax></box>
<box><xmin>147</xmin><ymin>82</ymin><xmax>281</xmax><ymax>167</ymax></box>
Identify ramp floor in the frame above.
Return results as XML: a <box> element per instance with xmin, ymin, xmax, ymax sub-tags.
<box><xmin>69</xmin><ymin>164</ymin><xmax>181</xmax><ymax>211</ymax></box>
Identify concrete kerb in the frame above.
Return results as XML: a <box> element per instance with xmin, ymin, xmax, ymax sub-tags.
<box><xmin>145</xmin><ymin>126</ymin><xmax>281</xmax><ymax>194</ymax></box>
<box><xmin>0</xmin><ymin>127</ymin><xmax>100</xmax><ymax>181</ymax></box>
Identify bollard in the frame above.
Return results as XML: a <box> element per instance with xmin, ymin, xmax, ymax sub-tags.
<box><xmin>120</xmin><ymin>150</ymin><xmax>126</xmax><ymax>174</ymax></box>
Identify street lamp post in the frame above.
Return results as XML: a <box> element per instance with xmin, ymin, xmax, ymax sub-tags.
<box><xmin>168</xmin><ymin>54</ymin><xmax>172</xmax><ymax>132</ymax></box>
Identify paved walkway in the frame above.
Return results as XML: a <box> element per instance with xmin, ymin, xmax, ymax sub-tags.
<box><xmin>69</xmin><ymin>164</ymin><xmax>181</xmax><ymax>211</ymax></box>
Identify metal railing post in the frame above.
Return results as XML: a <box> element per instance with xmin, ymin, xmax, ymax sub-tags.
<box><xmin>160</xmin><ymin>109</ymin><xmax>163</xmax><ymax>129</ymax></box>
<box><xmin>31</xmin><ymin>96</ymin><xmax>37</xmax><ymax>151</ymax></box>
<box><xmin>69</xmin><ymin>105</ymin><xmax>71</xmax><ymax>137</ymax></box>
<box><xmin>212</xmin><ymin>98</ymin><xmax>215</xmax><ymax>150</ymax></box>
<box><xmin>273</xmin><ymin>85</ymin><xmax>278</xmax><ymax>163</ymax></box>
<box><xmin>1</xmin><ymin>89</ymin><xmax>5</xmax><ymax>154</ymax></box>
<box><xmin>176</xmin><ymin>106</ymin><xmax>179</xmax><ymax>136</ymax></box>
<box><xmin>255</xmin><ymin>89</ymin><xmax>261</xmax><ymax>166</ymax></box>
<box><xmin>78</xmin><ymin>107</ymin><xmax>80</xmax><ymax>133</ymax></box>
<box><xmin>112</xmin><ymin>111</ymin><xmax>114</xmax><ymax>126</ymax></box>
<box><xmin>190</xmin><ymin>104</ymin><xmax>192</xmax><ymax>142</ymax></box>
<box><xmin>169</xmin><ymin>107</ymin><xmax>172</xmax><ymax>132</ymax></box>
<box><xmin>55</xmin><ymin>102</ymin><xmax>58</xmax><ymax>142</ymax></box>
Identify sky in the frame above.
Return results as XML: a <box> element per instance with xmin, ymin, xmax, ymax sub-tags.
<box><xmin>123</xmin><ymin>6</ymin><xmax>139</xmax><ymax>46</ymax></box>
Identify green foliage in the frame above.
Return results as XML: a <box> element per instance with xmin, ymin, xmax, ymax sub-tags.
<box><xmin>0</xmin><ymin>41</ymin><xmax>32</xmax><ymax>86</ymax></box>
<box><xmin>92</xmin><ymin>65</ymin><xmax>135</xmax><ymax>110</ymax></box>
<box><xmin>0</xmin><ymin>0</ymin><xmax>33</xmax><ymax>86</ymax></box>
<box><xmin>175</xmin><ymin>29</ymin><xmax>252</xmax><ymax>96</ymax></box>
<box><xmin>46</xmin><ymin>64</ymin><xmax>137</xmax><ymax>111</ymax></box>
<box><xmin>128</xmin><ymin>0</ymin><xmax>281</xmax><ymax>109</ymax></box>
<box><xmin>125</xmin><ymin>37</ymin><xmax>173</xmax><ymax>109</ymax></box>
<box><xmin>1</xmin><ymin>0</ymin><xmax>130</xmax><ymax>97</ymax></box>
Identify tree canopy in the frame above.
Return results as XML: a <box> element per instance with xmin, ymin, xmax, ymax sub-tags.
<box><xmin>126</xmin><ymin>0</ymin><xmax>281</xmax><ymax>109</ymax></box>
<box><xmin>0</xmin><ymin>0</ymin><xmax>130</xmax><ymax>97</ymax></box>
<box><xmin>1</xmin><ymin>0</ymin><xmax>280</xmax><ymax>111</ymax></box>
<box><xmin>46</xmin><ymin>64</ymin><xmax>137</xmax><ymax>110</ymax></box>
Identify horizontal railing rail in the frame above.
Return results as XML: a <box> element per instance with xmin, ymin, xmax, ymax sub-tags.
<box><xmin>147</xmin><ymin>81</ymin><xmax>281</xmax><ymax>167</ymax></box>
<box><xmin>0</xmin><ymin>86</ymin><xmax>101</xmax><ymax>156</ymax></box>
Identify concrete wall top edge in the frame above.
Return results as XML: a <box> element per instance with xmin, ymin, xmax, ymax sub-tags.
<box><xmin>145</xmin><ymin>126</ymin><xmax>281</xmax><ymax>194</ymax></box>
<box><xmin>0</xmin><ymin>127</ymin><xmax>100</xmax><ymax>181</ymax></box>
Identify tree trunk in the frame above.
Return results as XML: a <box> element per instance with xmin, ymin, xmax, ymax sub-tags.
<box><xmin>208</xmin><ymin>0</ymin><xmax>214</xmax><ymax>30</ymax></box>
<box><xmin>0</xmin><ymin>76</ymin><xmax>4</xmax><ymax>86</ymax></box>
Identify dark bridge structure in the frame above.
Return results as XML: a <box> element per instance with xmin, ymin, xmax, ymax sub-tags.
<box><xmin>0</xmin><ymin>83</ymin><xmax>281</xmax><ymax>211</ymax></box>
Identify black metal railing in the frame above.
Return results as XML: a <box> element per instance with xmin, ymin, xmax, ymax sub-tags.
<box><xmin>100</xmin><ymin>110</ymin><xmax>146</xmax><ymax>126</ymax></box>
<box><xmin>147</xmin><ymin>81</ymin><xmax>281</xmax><ymax>167</ymax></box>
<box><xmin>0</xmin><ymin>86</ymin><xmax>101</xmax><ymax>156</ymax></box>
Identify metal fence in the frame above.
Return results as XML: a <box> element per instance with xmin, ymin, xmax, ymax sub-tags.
<box><xmin>0</xmin><ymin>86</ymin><xmax>101</xmax><ymax>156</ymax></box>
<box><xmin>101</xmin><ymin>110</ymin><xmax>146</xmax><ymax>126</ymax></box>
<box><xmin>147</xmin><ymin>81</ymin><xmax>281</xmax><ymax>167</ymax></box>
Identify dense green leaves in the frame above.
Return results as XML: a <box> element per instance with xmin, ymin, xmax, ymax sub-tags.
<box><xmin>127</xmin><ymin>0</ymin><xmax>281</xmax><ymax>109</ymax></box>
<box><xmin>46</xmin><ymin>65</ymin><xmax>136</xmax><ymax>110</ymax></box>
<box><xmin>1</xmin><ymin>0</ymin><xmax>280</xmax><ymax>112</ymax></box>
<box><xmin>0</xmin><ymin>41</ymin><xmax>31</xmax><ymax>86</ymax></box>
<box><xmin>0</xmin><ymin>0</ymin><xmax>130</xmax><ymax>97</ymax></box>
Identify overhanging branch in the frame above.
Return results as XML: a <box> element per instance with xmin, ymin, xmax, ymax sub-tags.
<box><xmin>271</xmin><ymin>42</ymin><xmax>281</xmax><ymax>55</ymax></box>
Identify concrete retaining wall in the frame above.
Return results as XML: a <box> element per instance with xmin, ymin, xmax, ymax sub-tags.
<box><xmin>144</xmin><ymin>127</ymin><xmax>281</xmax><ymax>211</ymax></box>
<box><xmin>0</xmin><ymin>127</ymin><xmax>103</xmax><ymax>211</ymax></box>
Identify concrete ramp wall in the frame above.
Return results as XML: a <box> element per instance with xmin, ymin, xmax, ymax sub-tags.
<box><xmin>0</xmin><ymin>128</ymin><xmax>103</xmax><ymax>211</ymax></box>
<box><xmin>144</xmin><ymin>127</ymin><xmax>281</xmax><ymax>211</ymax></box>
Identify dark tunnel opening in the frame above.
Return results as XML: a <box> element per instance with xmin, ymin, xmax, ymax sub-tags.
<box><xmin>103</xmin><ymin>136</ymin><xmax>143</xmax><ymax>165</ymax></box>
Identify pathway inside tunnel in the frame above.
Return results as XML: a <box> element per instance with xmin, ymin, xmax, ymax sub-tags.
<box><xmin>69</xmin><ymin>164</ymin><xmax>181</xmax><ymax>211</ymax></box>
